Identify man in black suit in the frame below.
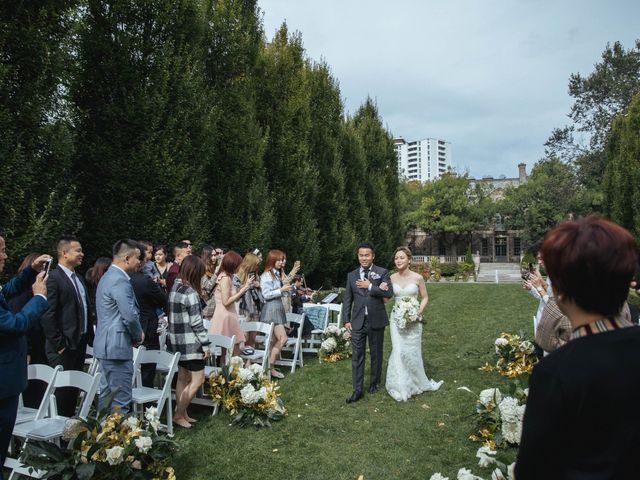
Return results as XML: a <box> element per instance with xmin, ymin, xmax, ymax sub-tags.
<box><xmin>341</xmin><ymin>242</ymin><xmax>393</xmax><ymax>403</ymax></box>
<box><xmin>131</xmin><ymin>246</ymin><xmax>167</xmax><ymax>387</ymax></box>
<box><xmin>41</xmin><ymin>236</ymin><xmax>90</xmax><ymax>417</ymax></box>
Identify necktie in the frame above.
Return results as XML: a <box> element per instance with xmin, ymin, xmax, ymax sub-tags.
<box><xmin>71</xmin><ymin>273</ymin><xmax>87</xmax><ymax>335</ymax></box>
<box><xmin>362</xmin><ymin>268</ymin><xmax>370</xmax><ymax>279</ymax></box>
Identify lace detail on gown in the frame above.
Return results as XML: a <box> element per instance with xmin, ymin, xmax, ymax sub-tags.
<box><xmin>385</xmin><ymin>282</ymin><xmax>443</xmax><ymax>402</ymax></box>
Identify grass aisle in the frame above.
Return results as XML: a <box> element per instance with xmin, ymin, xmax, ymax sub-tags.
<box><xmin>174</xmin><ymin>284</ymin><xmax>536</xmax><ymax>480</ymax></box>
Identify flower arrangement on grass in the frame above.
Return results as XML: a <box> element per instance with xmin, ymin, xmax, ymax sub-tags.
<box><xmin>391</xmin><ymin>296</ymin><xmax>422</xmax><ymax>329</ymax></box>
<box><xmin>480</xmin><ymin>333</ymin><xmax>537</xmax><ymax>379</ymax></box>
<box><xmin>458</xmin><ymin>386</ymin><xmax>528</xmax><ymax>450</ymax></box>
<box><xmin>20</xmin><ymin>404</ymin><xmax>178</xmax><ymax>480</ymax></box>
<box><xmin>318</xmin><ymin>324</ymin><xmax>351</xmax><ymax>362</ymax></box>
<box><xmin>208</xmin><ymin>356</ymin><xmax>287</xmax><ymax>427</ymax></box>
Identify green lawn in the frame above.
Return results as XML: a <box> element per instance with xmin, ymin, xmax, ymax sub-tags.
<box><xmin>173</xmin><ymin>284</ymin><xmax>536</xmax><ymax>480</ymax></box>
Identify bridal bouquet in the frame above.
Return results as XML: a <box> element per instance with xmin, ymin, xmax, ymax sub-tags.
<box><xmin>20</xmin><ymin>404</ymin><xmax>178</xmax><ymax>480</ymax></box>
<box><xmin>392</xmin><ymin>296</ymin><xmax>421</xmax><ymax>329</ymax></box>
<box><xmin>208</xmin><ymin>357</ymin><xmax>287</xmax><ymax>427</ymax></box>
<box><xmin>318</xmin><ymin>324</ymin><xmax>351</xmax><ymax>363</ymax></box>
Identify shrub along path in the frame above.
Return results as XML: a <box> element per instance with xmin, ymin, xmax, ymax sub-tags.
<box><xmin>174</xmin><ymin>284</ymin><xmax>535</xmax><ymax>480</ymax></box>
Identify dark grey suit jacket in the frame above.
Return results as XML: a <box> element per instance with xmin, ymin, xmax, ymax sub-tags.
<box><xmin>341</xmin><ymin>265</ymin><xmax>393</xmax><ymax>330</ymax></box>
<box><xmin>41</xmin><ymin>267</ymin><xmax>90</xmax><ymax>352</ymax></box>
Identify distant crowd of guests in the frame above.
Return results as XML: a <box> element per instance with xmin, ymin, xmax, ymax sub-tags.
<box><xmin>0</xmin><ymin>233</ymin><xmax>315</xmax><ymax>447</ymax></box>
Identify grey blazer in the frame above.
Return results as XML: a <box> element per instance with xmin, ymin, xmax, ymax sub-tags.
<box><xmin>93</xmin><ymin>266</ymin><xmax>142</xmax><ymax>360</ymax></box>
<box><xmin>341</xmin><ymin>265</ymin><xmax>393</xmax><ymax>330</ymax></box>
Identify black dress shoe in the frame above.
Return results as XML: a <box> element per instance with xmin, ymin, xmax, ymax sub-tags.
<box><xmin>368</xmin><ymin>385</ymin><xmax>379</xmax><ymax>394</ymax></box>
<box><xmin>346</xmin><ymin>391</ymin><xmax>363</xmax><ymax>404</ymax></box>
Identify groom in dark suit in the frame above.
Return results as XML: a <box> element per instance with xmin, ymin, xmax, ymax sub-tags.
<box><xmin>342</xmin><ymin>242</ymin><xmax>393</xmax><ymax>403</ymax></box>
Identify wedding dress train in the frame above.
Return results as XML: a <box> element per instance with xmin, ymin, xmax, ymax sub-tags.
<box><xmin>385</xmin><ymin>282</ymin><xmax>443</xmax><ymax>402</ymax></box>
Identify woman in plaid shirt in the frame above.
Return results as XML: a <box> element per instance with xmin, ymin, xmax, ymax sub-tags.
<box><xmin>167</xmin><ymin>255</ymin><xmax>211</xmax><ymax>429</ymax></box>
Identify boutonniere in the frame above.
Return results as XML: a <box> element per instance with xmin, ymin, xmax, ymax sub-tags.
<box><xmin>369</xmin><ymin>271</ymin><xmax>381</xmax><ymax>281</ymax></box>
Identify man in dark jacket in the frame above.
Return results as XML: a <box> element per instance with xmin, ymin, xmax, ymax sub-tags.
<box><xmin>131</xmin><ymin>246</ymin><xmax>167</xmax><ymax>387</ymax></box>
<box><xmin>0</xmin><ymin>232</ymin><xmax>49</xmax><ymax>478</ymax></box>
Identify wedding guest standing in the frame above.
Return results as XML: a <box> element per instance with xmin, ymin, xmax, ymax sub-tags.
<box><xmin>0</xmin><ymin>232</ymin><xmax>49</xmax><ymax>475</ymax></box>
<box><xmin>200</xmin><ymin>245</ymin><xmax>218</xmax><ymax>321</ymax></box>
<box><xmin>41</xmin><ymin>236</ymin><xmax>90</xmax><ymax>417</ymax></box>
<box><xmin>85</xmin><ymin>256</ymin><xmax>112</xmax><ymax>330</ymax></box>
<box><xmin>166</xmin><ymin>241</ymin><xmax>190</xmax><ymax>292</ymax></box>
<box><xmin>234</xmin><ymin>253</ymin><xmax>263</xmax><ymax>351</ymax></box>
<box><xmin>167</xmin><ymin>256</ymin><xmax>211</xmax><ymax>428</ymax></box>
<box><xmin>153</xmin><ymin>245</ymin><xmax>172</xmax><ymax>292</ymax></box>
<box><xmin>516</xmin><ymin>216</ymin><xmax>640</xmax><ymax>479</ymax></box>
<box><xmin>209</xmin><ymin>251</ymin><xmax>249</xmax><ymax>356</ymax></box>
<box><xmin>259</xmin><ymin>250</ymin><xmax>292</xmax><ymax>379</ymax></box>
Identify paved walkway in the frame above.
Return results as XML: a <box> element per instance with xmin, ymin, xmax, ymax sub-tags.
<box><xmin>476</xmin><ymin>262</ymin><xmax>522</xmax><ymax>283</ymax></box>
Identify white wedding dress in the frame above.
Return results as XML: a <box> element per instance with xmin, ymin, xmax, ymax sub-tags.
<box><xmin>385</xmin><ymin>282</ymin><xmax>443</xmax><ymax>402</ymax></box>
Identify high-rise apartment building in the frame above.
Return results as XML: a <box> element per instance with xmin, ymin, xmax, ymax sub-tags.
<box><xmin>394</xmin><ymin>137</ymin><xmax>452</xmax><ymax>182</ymax></box>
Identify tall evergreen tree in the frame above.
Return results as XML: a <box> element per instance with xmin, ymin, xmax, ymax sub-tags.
<box><xmin>255</xmin><ymin>24</ymin><xmax>319</xmax><ymax>271</ymax></box>
<box><xmin>603</xmin><ymin>93</ymin><xmax>640</xmax><ymax>238</ymax></box>
<box><xmin>202</xmin><ymin>0</ymin><xmax>274</xmax><ymax>253</ymax></box>
<box><xmin>0</xmin><ymin>1</ymin><xmax>80</xmax><ymax>270</ymax></box>
<box><xmin>307</xmin><ymin>61</ymin><xmax>354</xmax><ymax>285</ymax></box>
<box><xmin>350</xmin><ymin>98</ymin><xmax>401</xmax><ymax>266</ymax></box>
<box><xmin>73</xmin><ymin>0</ymin><xmax>213</xmax><ymax>257</ymax></box>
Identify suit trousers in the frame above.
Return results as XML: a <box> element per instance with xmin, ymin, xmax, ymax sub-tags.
<box><xmin>0</xmin><ymin>394</ymin><xmax>19</xmax><ymax>480</ymax></box>
<box><xmin>98</xmin><ymin>359</ymin><xmax>133</xmax><ymax>414</ymax></box>
<box><xmin>350</xmin><ymin>315</ymin><xmax>385</xmax><ymax>393</ymax></box>
<box><xmin>46</xmin><ymin>336</ymin><xmax>88</xmax><ymax>417</ymax></box>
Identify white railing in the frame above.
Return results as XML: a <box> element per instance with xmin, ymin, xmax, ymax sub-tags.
<box><xmin>413</xmin><ymin>255</ymin><xmax>467</xmax><ymax>264</ymax></box>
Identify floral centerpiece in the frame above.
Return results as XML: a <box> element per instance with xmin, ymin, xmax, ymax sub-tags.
<box><xmin>392</xmin><ymin>296</ymin><xmax>421</xmax><ymax>329</ymax></box>
<box><xmin>480</xmin><ymin>332</ymin><xmax>537</xmax><ymax>379</ymax></box>
<box><xmin>318</xmin><ymin>324</ymin><xmax>351</xmax><ymax>362</ymax></box>
<box><xmin>458</xmin><ymin>386</ymin><xmax>528</xmax><ymax>450</ymax></box>
<box><xmin>208</xmin><ymin>357</ymin><xmax>287</xmax><ymax>427</ymax></box>
<box><xmin>20</xmin><ymin>405</ymin><xmax>178</xmax><ymax>480</ymax></box>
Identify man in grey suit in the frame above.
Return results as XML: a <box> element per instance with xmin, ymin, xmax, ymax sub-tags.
<box><xmin>94</xmin><ymin>239</ymin><xmax>143</xmax><ymax>413</ymax></box>
<box><xmin>342</xmin><ymin>242</ymin><xmax>393</xmax><ymax>403</ymax></box>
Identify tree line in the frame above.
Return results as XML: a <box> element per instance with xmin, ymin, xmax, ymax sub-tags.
<box><xmin>401</xmin><ymin>39</ymin><xmax>640</xmax><ymax>248</ymax></box>
<box><xmin>0</xmin><ymin>0</ymin><xmax>402</xmax><ymax>287</ymax></box>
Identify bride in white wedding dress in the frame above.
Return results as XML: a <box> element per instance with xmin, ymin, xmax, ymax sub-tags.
<box><xmin>385</xmin><ymin>247</ymin><xmax>443</xmax><ymax>402</ymax></box>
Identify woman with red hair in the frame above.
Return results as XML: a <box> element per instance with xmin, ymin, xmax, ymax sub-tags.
<box><xmin>516</xmin><ymin>216</ymin><xmax>640</xmax><ymax>479</ymax></box>
<box><xmin>259</xmin><ymin>250</ymin><xmax>292</xmax><ymax>379</ymax></box>
<box><xmin>208</xmin><ymin>251</ymin><xmax>250</xmax><ymax>355</ymax></box>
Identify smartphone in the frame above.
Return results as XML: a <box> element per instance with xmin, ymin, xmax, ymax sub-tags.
<box><xmin>42</xmin><ymin>260</ymin><xmax>52</xmax><ymax>277</ymax></box>
<box><xmin>528</xmin><ymin>262</ymin><xmax>534</xmax><ymax>273</ymax></box>
<box><xmin>521</xmin><ymin>270</ymin><xmax>530</xmax><ymax>281</ymax></box>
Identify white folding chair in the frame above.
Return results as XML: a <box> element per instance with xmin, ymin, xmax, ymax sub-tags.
<box><xmin>326</xmin><ymin>303</ymin><xmax>343</xmax><ymax>327</ymax></box>
<box><xmin>12</xmin><ymin>370</ymin><xmax>101</xmax><ymax>441</ymax></box>
<box><xmin>277</xmin><ymin>313</ymin><xmax>305</xmax><ymax>373</ymax></box>
<box><xmin>239</xmin><ymin>322</ymin><xmax>273</xmax><ymax>374</ymax></box>
<box><xmin>302</xmin><ymin>305</ymin><xmax>329</xmax><ymax>353</ymax></box>
<box><xmin>15</xmin><ymin>365</ymin><xmax>61</xmax><ymax>426</ymax></box>
<box><xmin>192</xmin><ymin>334</ymin><xmax>236</xmax><ymax>415</ymax></box>
<box><xmin>131</xmin><ymin>349</ymin><xmax>180</xmax><ymax>436</ymax></box>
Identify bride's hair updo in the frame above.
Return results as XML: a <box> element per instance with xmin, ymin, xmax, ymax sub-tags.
<box><xmin>393</xmin><ymin>246</ymin><xmax>412</xmax><ymax>261</ymax></box>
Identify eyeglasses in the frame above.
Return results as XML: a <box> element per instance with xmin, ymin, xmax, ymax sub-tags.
<box><xmin>215</xmin><ymin>250</ymin><xmax>223</xmax><ymax>255</ymax></box>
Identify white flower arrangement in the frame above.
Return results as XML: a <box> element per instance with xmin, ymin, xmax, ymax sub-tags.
<box><xmin>318</xmin><ymin>326</ymin><xmax>351</xmax><ymax>363</ymax></box>
<box><xmin>456</xmin><ymin>468</ymin><xmax>484</xmax><ymax>480</ymax></box>
<box><xmin>479</xmin><ymin>388</ymin><xmax>502</xmax><ymax>408</ymax></box>
<box><xmin>498</xmin><ymin>396</ymin><xmax>526</xmax><ymax>445</ymax></box>
<box><xmin>476</xmin><ymin>445</ymin><xmax>497</xmax><ymax>468</ymax></box>
<box><xmin>392</xmin><ymin>296</ymin><xmax>421</xmax><ymax>329</ymax></box>
<box><xmin>134</xmin><ymin>436</ymin><xmax>153</xmax><ymax>454</ymax></box>
<box><xmin>237</xmin><ymin>367</ymin><xmax>255</xmax><ymax>383</ymax></box>
<box><xmin>105</xmin><ymin>446</ymin><xmax>124</xmax><ymax>466</ymax></box>
<box><xmin>230</xmin><ymin>356</ymin><xmax>244</xmax><ymax>370</ymax></box>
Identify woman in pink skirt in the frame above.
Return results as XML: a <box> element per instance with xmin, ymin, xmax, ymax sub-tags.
<box><xmin>209</xmin><ymin>251</ymin><xmax>251</xmax><ymax>355</ymax></box>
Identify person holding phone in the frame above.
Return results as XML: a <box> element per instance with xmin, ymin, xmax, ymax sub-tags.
<box><xmin>0</xmin><ymin>232</ymin><xmax>49</xmax><ymax>473</ymax></box>
<box><xmin>234</xmin><ymin>253</ymin><xmax>264</xmax><ymax>353</ymax></box>
<box><xmin>208</xmin><ymin>251</ymin><xmax>250</xmax><ymax>356</ymax></box>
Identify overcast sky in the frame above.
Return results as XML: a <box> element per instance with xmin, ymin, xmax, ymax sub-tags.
<box><xmin>258</xmin><ymin>0</ymin><xmax>639</xmax><ymax>178</ymax></box>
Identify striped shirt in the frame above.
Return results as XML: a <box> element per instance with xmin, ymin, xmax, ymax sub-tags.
<box><xmin>167</xmin><ymin>279</ymin><xmax>211</xmax><ymax>361</ymax></box>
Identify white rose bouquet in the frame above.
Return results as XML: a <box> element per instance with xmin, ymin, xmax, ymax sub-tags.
<box><xmin>392</xmin><ymin>296</ymin><xmax>421</xmax><ymax>329</ymax></box>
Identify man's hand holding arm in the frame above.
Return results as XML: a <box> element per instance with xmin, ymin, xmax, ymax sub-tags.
<box><xmin>113</xmin><ymin>279</ymin><xmax>143</xmax><ymax>344</ymax></box>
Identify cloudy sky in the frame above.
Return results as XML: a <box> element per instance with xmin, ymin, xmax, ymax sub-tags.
<box><xmin>258</xmin><ymin>0</ymin><xmax>639</xmax><ymax>178</ymax></box>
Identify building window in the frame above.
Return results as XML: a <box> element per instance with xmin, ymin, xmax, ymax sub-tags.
<box><xmin>481</xmin><ymin>238</ymin><xmax>489</xmax><ymax>256</ymax></box>
<box><xmin>513</xmin><ymin>238</ymin><xmax>521</xmax><ymax>257</ymax></box>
